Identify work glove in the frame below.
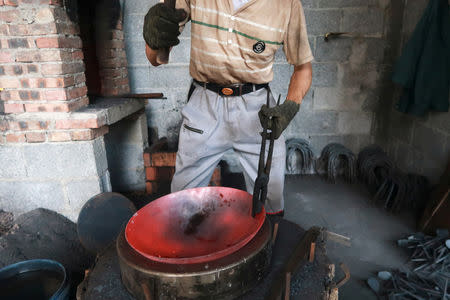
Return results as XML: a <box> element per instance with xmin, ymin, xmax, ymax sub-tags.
<box><xmin>143</xmin><ymin>3</ymin><xmax>186</xmax><ymax>50</ymax></box>
<box><xmin>258</xmin><ymin>100</ymin><xmax>300</xmax><ymax>139</ymax></box>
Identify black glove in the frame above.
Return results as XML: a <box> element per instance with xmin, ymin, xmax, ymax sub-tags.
<box><xmin>258</xmin><ymin>100</ymin><xmax>300</xmax><ymax>139</ymax></box>
<box><xmin>143</xmin><ymin>3</ymin><xmax>186</xmax><ymax>50</ymax></box>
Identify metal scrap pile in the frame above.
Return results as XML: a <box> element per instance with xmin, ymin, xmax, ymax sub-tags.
<box><xmin>316</xmin><ymin>143</ymin><xmax>357</xmax><ymax>183</ymax></box>
<box><xmin>285</xmin><ymin>138</ymin><xmax>315</xmax><ymax>175</ymax></box>
<box><xmin>357</xmin><ymin>145</ymin><xmax>429</xmax><ymax>213</ymax></box>
<box><xmin>368</xmin><ymin>231</ymin><xmax>450</xmax><ymax>299</ymax></box>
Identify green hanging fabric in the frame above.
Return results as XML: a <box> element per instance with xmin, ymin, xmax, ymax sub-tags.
<box><xmin>392</xmin><ymin>0</ymin><xmax>450</xmax><ymax>116</ymax></box>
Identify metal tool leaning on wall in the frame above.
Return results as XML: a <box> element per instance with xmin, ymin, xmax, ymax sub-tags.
<box><xmin>143</xmin><ymin>0</ymin><xmax>314</xmax><ymax>216</ymax></box>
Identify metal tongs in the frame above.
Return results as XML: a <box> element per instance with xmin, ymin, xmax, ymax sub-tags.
<box><xmin>252</xmin><ymin>90</ymin><xmax>281</xmax><ymax>217</ymax></box>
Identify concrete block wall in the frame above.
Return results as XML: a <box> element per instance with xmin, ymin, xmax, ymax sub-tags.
<box><xmin>382</xmin><ymin>0</ymin><xmax>450</xmax><ymax>183</ymax></box>
<box><xmin>0</xmin><ymin>137</ymin><xmax>111</xmax><ymax>221</ymax></box>
<box><xmin>124</xmin><ymin>0</ymin><xmax>401</xmax><ymax>158</ymax></box>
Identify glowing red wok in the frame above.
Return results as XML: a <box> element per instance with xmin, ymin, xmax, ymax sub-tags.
<box><xmin>125</xmin><ymin>187</ymin><xmax>265</xmax><ymax>264</ymax></box>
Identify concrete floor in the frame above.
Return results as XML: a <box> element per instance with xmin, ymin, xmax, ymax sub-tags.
<box><xmin>284</xmin><ymin>175</ymin><xmax>416</xmax><ymax>300</ymax></box>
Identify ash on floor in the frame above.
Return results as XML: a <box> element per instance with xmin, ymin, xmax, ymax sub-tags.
<box><xmin>284</xmin><ymin>175</ymin><xmax>416</xmax><ymax>300</ymax></box>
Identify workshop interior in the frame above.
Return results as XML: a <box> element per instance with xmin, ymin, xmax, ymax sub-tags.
<box><xmin>0</xmin><ymin>0</ymin><xmax>449</xmax><ymax>299</ymax></box>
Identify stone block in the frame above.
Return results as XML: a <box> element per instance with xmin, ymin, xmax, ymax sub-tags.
<box><xmin>421</xmin><ymin>157</ymin><xmax>446</xmax><ymax>184</ymax></box>
<box><xmin>307</xmin><ymin>134</ymin><xmax>359</xmax><ymax>156</ymax></box>
<box><xmin>0</xmin><ymin>145</ymin><xmax>26</xmax><ymax>179</ymax></box>
<box><xmin>65</xmin><ymin>178</ymin><xmax>103</xmax><ymax>222</ymax></box>
<box><xmin>337</xmin><ymin>63</ymin><xmax>380</xmax><ymax>89</ymax></box>
<box><xmin>110</xmin><ymin>168</ymin><xmax>146</xmax><ymax>192</ymax></box>
<box><xmin>0</xmin><ymin>180</ymin><xmax>65</xmax><ymax>215</ymax></box>
<box><xmin>22</xmin><ymin>138</ymin><xmax>106</xmax><ymax>179</ymax></box>
<box><xmin>169</xmin><ymin>39</ymin><xmax>191</xmax><ymax>64</ymax></box>
<box><xmin>412</xmin><ymin>123</ymin><xmax>447</xmax><ymax>165</ymax></box>
<box><xmin>301</xmin><ymin>0</ymin><xmax>317</xmax><ymax>8</ymax></box>
<box><xmin>270</xmin><ymin>63</ymin><xmax>294</xmax><ymax>96</ymax></box>
<box><xmin>311</xmin><ymin>63</ymin><xmax>338</xmax><ymax>87</ymax></box>
<box><xmin>304</xmin><ymin>9</ymin><xmax>341</xmax><ymax>36</ymax></box>
<box><xmin>318</xmin><ymin>0</ymin><xmax>378</xmax><ymax>8</ymax></box>
<box><xmin>342</xmin><ymin>8</ymin><xmax>384</xmax><ymax>35</ymax></box>
<box><xmin>94</xmin><ymin>137</ymin><xmax>109</xmax><ymax>176</ymax></box>
<box><xmin>424</xmin><ymin>111</ymin><xmax>450</xmax><ymax>135</ymax></box>
<box><xmin>101</xmin><ymin>170</ymin><xmax>113</xmax><ymax>193</ymax></box>
<box><xmin>148</xmin><ymin>65</ymin><xmax>191</xmax><ymax>89</ymax></box>
<box><xmin>314</xmin><ymin>87</ymin><xmax>364</xmax><ymax>111</ymax></box>
<box><xmin>338</xmin><ymin>111</ymin><xmax>373</xmax><ymax>134</ymax></box>
<box><xmin>285</xmin><ymin>110</ymin><xmax>339</xmax><ymax>137</ymax></box>
<box><xmin>387</xmin><ymin>110</ymin><xmax>414</xmax><ymax>144</ymax></box>
<box><xmin>180</xmin><ymin>22</ymin><xmax>191</xmax><ymax>38</ymax></box>
<box><xmin>128</xmin><ymin>66</ymin><xmax>150</xmax><ymax>92</ymax></box>
<box><xmin>402</xmin><ymin>0</ymin><xmax>429</xmax><ymax>36</ymax></box>
<box><xmin>124</xmin><ymin>0</ymin><xmax>157</xmax><ymax>15</ymax></box>
<box><xmin>125</xmin><ymin>40</ymin><xmax>149</xmax><ymax>66</ymax></box>
<box><xmin>123</xmin><ymin>11</ymin><xmax>145</xmax><ymax>42</ymax></box>
<box><xmin>315</xmin><ymin>38</ymin><xmax>353</xmax><ymax>62</ymax></box>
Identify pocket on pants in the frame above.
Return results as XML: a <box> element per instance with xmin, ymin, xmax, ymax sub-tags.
<box><xmin>178</xmin><ymin>87</ymin><xmax>218</xmax><ymax>158</ymax></box>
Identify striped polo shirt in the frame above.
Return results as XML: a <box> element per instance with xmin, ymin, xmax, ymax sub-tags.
<box><xmin>175</xmin><ymin>0</ymin><xmax>313</xmax><ymax>84</ymax></box>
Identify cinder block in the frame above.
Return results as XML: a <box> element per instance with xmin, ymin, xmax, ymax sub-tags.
<box><xmin>307</xmin><ymin>134</ymin><xmax>359</xmax><ymax>157</ymax></box>
<box><xmin>301</xmin><ymin>0</ymin><xmax>317</xmax><ymax>8</ymax></box>
<box><xmin>338</xmin><ymin>111</ymin><xmax>373</xmax><ymax>134</ymax></box>
<box><xmin>402</xmin><ymin>0</ymin><xmax>429</xmax><ymax>36</ymax></box>
<box><xmin>65</xmin><ymin>178</ymin><xmax>103</xmax><ymax>222</ymax></box>
<box><xmin>314</xmin><ymin>87</ymin><xmax>363</xmax><ymax>111</ymax></box>
<box><xmin>342</xmin><ymin>8</ymin><xmax>384</xmax><ymax>35</ymax></box>
<box><xmin>169</xmin><ymin>39</ymin><xmax>191</xmax><ymax>64</ymax></box>
<box><xmin>285</xmin><ymin>110</ymin><xmax>339</xmax><ymax>137</ymax></box>
<box><xmin>110</xmin><ymin>167</ymin><xmax>146</xmax><ymax>192</ymax></box>
<box><xmin>23</xmin><ymin>139</ymin><xmax>106</xmax><ymax>179</ymax></box>
<box><xmin>337</xmin><ymin>63</ymin><xmax>379</xmax><ymax>89</ymax></box>
<box><xmin>124</xmin><ymin>0</ymin><xmax>157</xmax><ymax>15</ymax></box>
<box><xmin>304</xmin><ymin>9</ymin><xmax>341</xmax><ymax>36</ymax></box>
<box><xmin>315</xmin><ymin>38</ymin><xmax>353</xmax><ymax>62</ymax></box>
<box><xmin>148</xmin><ymin>65</ymin><xmax>190</xmax><ymax>89</ymax></box>
<box><xmin>123</xmin><ymin>12</ymin><xmax>145</xmax><ymax>42</ymax></box>
<box><xmin>387</xmin><ymin>110</ymin><xmax>414</xmax><ymax>144</ymax></box>
<box><xmin>94</xmin><ymin>137</ymin><xmax>109</xmax><ymax>175</ymax></box>
<box><xmin>424</xmin><ymin>111</ymin><xmax>450</xmax><ymax>134</ymax></box>
<box><xmin>311</xmin><ymin>63</ymin><xmax>338</xmax><ymax>87</ymax></box>
<box><xmin>0</xmin><ymin>180</ymin><xmax>65</xmax><ymax>216</ymax></box>
<box><xmin>412</xmin><ymin>123</ymin><xmax>447</xmax><ymax>165</ymax></box>
<box><xmin>0</xmin><ymin>145</ymin><xmax>27</xmax><ymax>178</ymax></box>
<box><xmin>125</xmin><ymin>40</ymin><xmax>149</xmax><ymax>66</ymax></box>
<box><xmin>271</xmin><ymin>64</ymin><xmax>294</xmax><ymax>95</ymax></box>
<box><xmin>128</xmin><ymin>66</ymin><xmax>150</xmax><ymax>92</ymax></box>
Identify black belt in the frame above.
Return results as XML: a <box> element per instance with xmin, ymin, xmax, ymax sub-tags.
<box><xmin>193</xmin><ymin>79</ymin><xmax>269</xmax><ymax>97</ymax></box>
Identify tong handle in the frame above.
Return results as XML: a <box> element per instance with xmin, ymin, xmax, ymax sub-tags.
<box><xmin>251</xmin><ymin>92</ymin><xmax>280</xmax><ymax>217</ymax></box>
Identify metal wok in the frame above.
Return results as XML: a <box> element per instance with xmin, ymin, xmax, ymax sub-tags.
<box><xmin>125</xmin><ymin>186</ymin><xmax>266</xmax><ymax>264</ymax></box>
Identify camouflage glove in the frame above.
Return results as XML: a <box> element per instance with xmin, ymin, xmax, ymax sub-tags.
<box><xmin>143</xmin><ymin>3</ymin><xmax>186</xmax><ymax>50</ymax></box>
<box><xmin>258</xmin><ymin>100</ymin><xmax>300</xmax><ymax>139</ymax></box>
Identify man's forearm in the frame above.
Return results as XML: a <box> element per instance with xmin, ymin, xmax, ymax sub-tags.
<box><xmin>286</xmin><ymin>62</ymin><xmax>312</xmax><ymax>104</ymax></box>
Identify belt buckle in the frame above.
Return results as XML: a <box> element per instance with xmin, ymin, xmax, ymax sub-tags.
<box><xmin>221</xmin><ymin>87</ymin><xmax>234</xmax><ymax>96</ymax></box>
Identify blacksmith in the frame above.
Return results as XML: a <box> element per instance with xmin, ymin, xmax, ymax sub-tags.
<box><xmin>143</xmin><ymin>0</ymin><xmax>313</xmax><ymax>217</ymax></box>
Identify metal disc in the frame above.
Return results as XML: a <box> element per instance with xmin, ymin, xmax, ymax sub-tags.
<box><xmin>77</xmin><ymin>192</ymin><xmax>136</xmax><ymax>254</ymax></box>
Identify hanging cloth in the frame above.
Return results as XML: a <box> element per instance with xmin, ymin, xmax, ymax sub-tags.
<box><xmin>392</xmin><ymin>0</ymin><xmax>450</xmax><ymax>116</ymax></box>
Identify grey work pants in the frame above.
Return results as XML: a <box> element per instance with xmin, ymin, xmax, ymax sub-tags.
<box><xmin>171</xmin><ymin>83</ymin><xmax>286</xmax><ymax>213</ymax></box>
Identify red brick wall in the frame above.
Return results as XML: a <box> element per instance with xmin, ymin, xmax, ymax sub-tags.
<box><xmin>96</xmin><ymin>12</ymin><xmax>130</xmax><ymax>96</ymax></box>
<box><xmin>0</xmin><ymin>0</ymin><xmax>130</xmax><ymax>144</ymax></box>
<box><xmin>0</xmin><ymin>0</ymin><xmax>88</xmax><ymax>113</ymax></box>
